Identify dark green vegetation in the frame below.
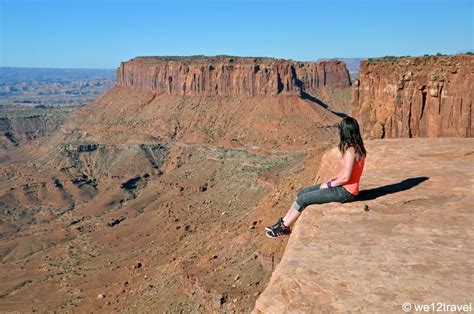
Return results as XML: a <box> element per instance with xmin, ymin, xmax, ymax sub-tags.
<box><xmin>367</xmin><ymin>53</ymin><xmax>471</xmax><ymax>63</ymax></box>
<box><xmin>134</xmin><ymin>55</ymin><xmax>285</xmax><ymax>64</ymax></box>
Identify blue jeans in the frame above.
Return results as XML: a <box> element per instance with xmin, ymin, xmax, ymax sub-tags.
<box><xmin>293</xmin><ymin>183</ymin><xmax>356</xmax><ymax>212</ymax></box>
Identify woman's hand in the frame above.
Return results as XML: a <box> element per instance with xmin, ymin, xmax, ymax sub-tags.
<box><xmin>320</xmin><ymin>182</ymin><xmax>328</xmax><ymax>189</ymax></box>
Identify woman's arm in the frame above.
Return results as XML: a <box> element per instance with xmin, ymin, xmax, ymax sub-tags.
<box><xmin>320</xmin><ymin>147</ymin><xmax>355</xmax><ymax>189</ymax></box>
<box><xmin>315</xmin><ymin>174</ymin><xmax>339</xmax><ymax>185</ymax></box>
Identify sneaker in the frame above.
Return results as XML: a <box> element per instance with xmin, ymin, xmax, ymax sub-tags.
<box><xmin>265</xmin><ymin>217</ymin><xmax>284</xmax><ymax>232</ymax></box>
<box><xmin>266</xmin><ymin>223</ymin><xmax>291</xmax><ymax>238</ymax></box>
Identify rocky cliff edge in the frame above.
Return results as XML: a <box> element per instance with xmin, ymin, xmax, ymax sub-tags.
<box><xmin>352</xmin><ymin>55</ymin><xmax>473</xmax><ymax>139</ymax></box>
<box><xmin>254</xmin><ymin>138</ymin><xmax>474</xmax><ymax>312</ymax></box>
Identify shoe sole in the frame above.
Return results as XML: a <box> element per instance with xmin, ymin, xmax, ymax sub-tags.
<box><xmin>266</xmin><ymin>230</ymin><xmax>291</xmax><ymax>238</ymax></box>
<box><xmin>266</xmin><ymin>230</ymin><xmax>277</xmax><ymax>238</ymax></box>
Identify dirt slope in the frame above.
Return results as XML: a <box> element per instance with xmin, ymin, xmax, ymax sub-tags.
<box><xmin>0</xmin><ymin>56</ymin><xmax>346</xmax><ymax>311</ymax></box>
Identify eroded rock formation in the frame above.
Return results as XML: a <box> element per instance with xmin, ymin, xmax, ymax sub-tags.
<box><xmin>0</xmin><ymin>108</ymin><xmax>71</xmax><ymax>148</ymax></box>
<box><xmin>116</xmin><ymin>56</ymin><xmax>350</xmax><ymax>97</ymax></box>
<box><xmin>352</xmin><ymin>55</ymin><xmax>473</xmax><ymax>139</ymax></box>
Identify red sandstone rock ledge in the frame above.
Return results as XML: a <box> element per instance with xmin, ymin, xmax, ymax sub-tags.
<box><xmin>254</xmin><ymin>138</ymin><xmax>474</xmax><ymax>312</ymax></box>
<box><xmin>352</xmin><ymin>55</ymin><xmax>473</xmax><ymax>139</ymax></box>
<box><xmin>116</xmin><ymin>56</ymin><xmax>350</xmax><ymax>97</ymax></box>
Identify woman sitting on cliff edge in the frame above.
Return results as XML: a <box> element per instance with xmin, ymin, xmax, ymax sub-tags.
<box><xmin>266</xmin><ymin>116</ymin><xmax>367</xmax><ymax>238</ymax></box>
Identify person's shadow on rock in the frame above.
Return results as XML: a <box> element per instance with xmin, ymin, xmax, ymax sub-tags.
<box><xmin>357</xmin><ymin>176</ymin><xmax>429</xmax><ymax>201</ymax></box>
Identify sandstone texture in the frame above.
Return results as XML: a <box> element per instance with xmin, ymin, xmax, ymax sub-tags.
<box><xmin>254</xmin><ymin>138</ymin><xmax>474</xmax><ymax>313</ymax></box>
<box><xmin>116</xmin><ymin>56</ymin><xmax>350</xmax><ymax>97</ymax></box>
<box><xmin>352</xmin><ymin>55</ymin><xmax>473</xmax><ymax>139</ymax></box>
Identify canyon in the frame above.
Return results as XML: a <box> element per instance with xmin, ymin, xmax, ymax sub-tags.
<box><xmin>0</xmin><ymin>56</ymin><xmax>350</xmax><ymax>312</ymax></box>
<box><xmin>0</xmin><ymin>67</ymin><xmax>114</xmax><ymax>107</ymax></box>
<box><xmin>1</xmin><ymin>54</ymin><xmax>472</xmax><ymax>313</ymax></box>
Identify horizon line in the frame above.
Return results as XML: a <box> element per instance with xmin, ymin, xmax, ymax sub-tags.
<box><xmin>1</xmin><ymin>51</ymin><xmax>472</xmax><ymax>70</ymax></box>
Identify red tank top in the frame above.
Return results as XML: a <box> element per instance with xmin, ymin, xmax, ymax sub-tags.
<box><xmin>342</xmin><ymin>158</ymin><xmax>365</xmax><ymax>195</ymax></box>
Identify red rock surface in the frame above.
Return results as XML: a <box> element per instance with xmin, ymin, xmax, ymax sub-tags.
<box><xmin>352</xmin><ymin>55</ymin><xmax>474</xmax><ymax>139</ymax></box>
<box><xmin>116</xmin><ymin>56</ymin><xmax>350</xmax><ymax>97</ymax></box>
<box><xmin>254</xmin><ymin>138</ymin><xmax>474</xmax><ymax>312</ymax></box>
<box><xmin>0</xmin><ymin>56</ymin><xmax>347</xmax><ymax>312</ymax></box>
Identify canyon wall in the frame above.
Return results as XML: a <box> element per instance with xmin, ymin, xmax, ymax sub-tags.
<box><xmin>115</xmin><ymin>56</ymin><xmax>350</xmax><ymax>97</ymax></box>
<box><xmin>352</xmin><ymin>55</ymin><xmax>473</xmax><ymax>139</ymax></box>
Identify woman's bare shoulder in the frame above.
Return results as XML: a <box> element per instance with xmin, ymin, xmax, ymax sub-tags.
<box><xmin>344</xmin><ymin>146</ymin><xmax>356</xmax><ymax>156</ymax></box>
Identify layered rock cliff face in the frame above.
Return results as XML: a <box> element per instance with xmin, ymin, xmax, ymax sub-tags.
<box><xmin>116</xmin><ymin>56</ymin><xmax>350</xmax><ymax>97</ymax></box>
<box><xmin>352</xmin><ymin>55</ymin><xmax>473</xmax><ymax>139</ymax></box>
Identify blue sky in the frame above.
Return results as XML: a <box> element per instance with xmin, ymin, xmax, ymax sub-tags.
<box><xmin>1</xmin><ymin>0</ymin><xmax>472</xmax><ymax>68</ymax></box>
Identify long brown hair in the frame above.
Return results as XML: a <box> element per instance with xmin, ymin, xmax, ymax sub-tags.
<box><xmin>338</xmin><ymin>117</ymin><xmax>367</xmax><ymax>162</ymax></box>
